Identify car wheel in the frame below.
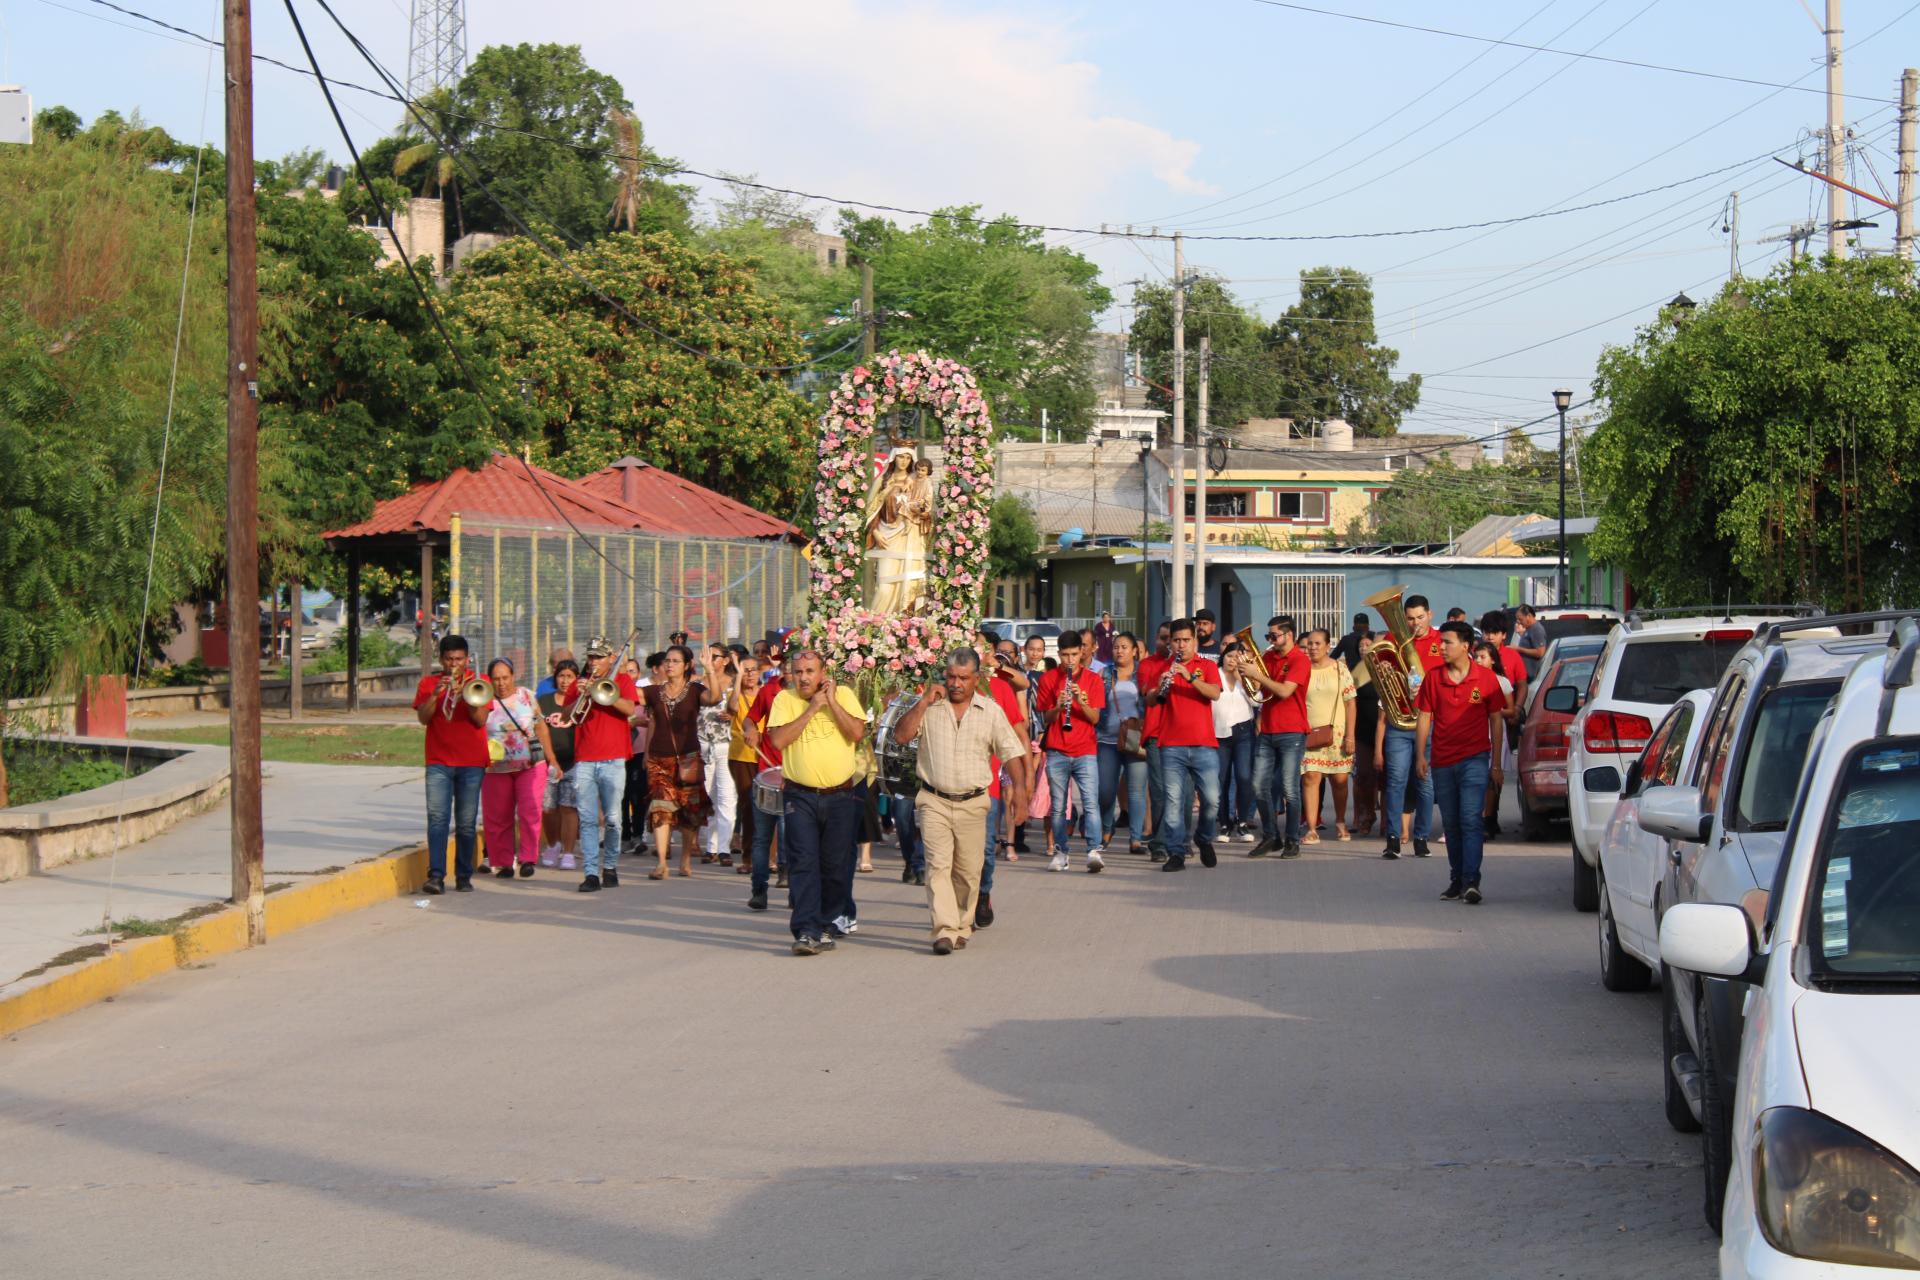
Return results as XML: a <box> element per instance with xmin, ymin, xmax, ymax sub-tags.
<box><xmin>1696</xmin><ymin>995</ymin><xmax>1734</xmax><ymax>1235</ymax></box>
<box><xmin>1597</xmin><ymin>861</ymin><xmax>1653</xmax><ymax>992</ymax></box>
<box><xmin>1519</xmin><ymin>790</ymin><xmax>1552</xmax><ymax>840</ymax></box>
<box><xmin>1571</xmin><ymin>847</ymin><xmax>1599</xmax><ymax>912</ymax></box>
<box><xmin>1661</xmin><ymin>968</ymin><xmax>1701</xmax><ymax>1134</ymax></box>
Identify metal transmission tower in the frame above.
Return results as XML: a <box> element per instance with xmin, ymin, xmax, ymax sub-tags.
<box><xmin>406</xmin><ymin>0</ymin><xmax>468</xmax><ymax>101</ymax></box>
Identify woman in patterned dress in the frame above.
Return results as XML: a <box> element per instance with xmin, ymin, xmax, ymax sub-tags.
<box><xmin>632</xmin><ymin>645</ymin><xmax>725</xmax><ymax>879</ymax></box>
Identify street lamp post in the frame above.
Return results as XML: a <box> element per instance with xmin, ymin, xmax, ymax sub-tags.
<box><xmin>1552</xmin><ymin>388</ymin><xmax>1573</xmax><ymax>603</ymax></box>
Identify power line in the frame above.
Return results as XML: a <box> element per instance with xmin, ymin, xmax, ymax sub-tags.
<box><xmin>1245</xmin><ymin>0</ymin><xmax>1896</xmax><ymax>102</ymax></box>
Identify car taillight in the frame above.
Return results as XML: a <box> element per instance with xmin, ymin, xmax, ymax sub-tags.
<box><xmin>1536</xmin><ymin>724</ymin><xmax>1569</xmax><ymax>761</ymax></box>
<box><xmin>1703</xmin><ymin>628</ymin><xmax>1755</xmax><ymax>643</ymax></box>
<box><xmin>1584</xmin><ymin>710</ymin><xmax>1654</xmax><ymax>754</ymax></box>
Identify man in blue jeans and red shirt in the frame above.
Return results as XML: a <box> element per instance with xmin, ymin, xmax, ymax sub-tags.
<box><xmin>1414</xmin><ymin>620</ymin><xmax>1508</xmax><ymax>905</ymax></box>
<box><xmin>562</xmin><ymin>636</ymin><xmax>641</xmax><ymax>893</ymax></box>
<box><xmin>1244</xmin><ymin>615</ymin><xmax>1310</xmax><ymax>858</ymax></box>
<box><xmin>1150</xmin><ymin>618</ymin><xmax>1223</xmax><ymax>873</ymax></box>
<box><xmin>1035</xmin><ymin>629</ymin><xmax>1106</xmax><ymax>872</ymax></box>
<box><xmin>414</xmin><ymin>633</ymin><xmax>490</xmax><ymax>894</ymax></box>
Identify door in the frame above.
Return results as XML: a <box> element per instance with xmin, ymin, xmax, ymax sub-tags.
<box><xmin>1622</xmin><ymin>698</ymin><xmax>1699</xmax><ymax>952</ymax></box>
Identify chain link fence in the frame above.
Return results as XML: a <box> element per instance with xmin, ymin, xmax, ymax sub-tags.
<box><xmin>450</xmin><ymin>517</ymin><xmax>808</xmax><ymax>670</ymax></box>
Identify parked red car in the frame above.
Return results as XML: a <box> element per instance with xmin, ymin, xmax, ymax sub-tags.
<box><xmin>1517</xmin><ymin>651</ymin><xmax>1600</xmax><ymax>838</ymax></box>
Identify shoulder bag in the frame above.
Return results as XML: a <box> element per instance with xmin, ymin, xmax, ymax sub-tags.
<box><xmin>1304</xmin><ymin>666</ymin><xmax>1337</xmax><ymax>751</ymax></box>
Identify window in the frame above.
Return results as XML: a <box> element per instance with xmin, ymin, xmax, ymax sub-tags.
<box><xmin>1636</xmin><ymin>701</ymin><xmax>1694</xmax><ymax>790</ymax></box>
<box><xmin>1061</xmin><ymin>582</ymin><xmax>1078</xmax><ymax>618</ymax></box>
<box><xmin>1806</xmin><ymin>738</ymin><xmax>1920</xmax><ymax>977</ymax></box>
<box><xmin>827</xmin><ymin>247</ymin><xmax>839</xmax><ymax>267</ymax></box>
<box><xmin>1275</xmin><ymin>490</ymin><xmax>1329</xmax><ymax>522</ymax></box>
<box><xmin>1731</xmin><ymin>682</ymin><xmax>1839</xmax><ymax>833</ymax></box>
<box><xmin>1694</xmin><ymin>678</ymin><xmax>1747</xmax><ymax>813</ymax></box>
<box><xmin>1186</xmin><ymin>490</ymin><xmax>1250</xmax><ymax>517</ymax></box>
<box><xmin>1613</xmin><ymin>636</ymin><xmax>1750</xmax><ymax>704</ymax></box>
<box><xmin>1271</xmin><ymin>574</ymin><xmax>1346</xmax><ymax>638</ymax></box>
<box><xmin>1111</xmin><ymin>580</ymin><xmax>1128</xmax><ymax>620</ymax></box>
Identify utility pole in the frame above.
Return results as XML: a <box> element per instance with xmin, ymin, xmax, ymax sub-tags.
<box><xmin>1169</xmin><ymin>233</ymin><xmax>1186</xmax><ymax>624</ymax></box>
<box><xmin>224</xmin><ymin>0</ymin><xmax>265</xmax><ymax>946</ymax></box>
<box><xmin>1826</xmin><ymin>0</ymin><xmax>1847</xmax><ymax>259</ymax></box>
<box><xmin>1727</xmin><ymin>191</ymin><xmax>1741</xmax><ymax>279</ymax></box>
<box><xmin>1900</xmin><ymin>68</ymin><xmax>1917</xmax><ymax>261</ymax></box>
<box><xmin>860</xmin><ymin>260</ymin><xmax>875</xmax><ymax>362</ymax></box>
<box><xmin>1192</xmin><ymin>334</ymin><xmax>1210</xmax><ymax>618</ymax></box>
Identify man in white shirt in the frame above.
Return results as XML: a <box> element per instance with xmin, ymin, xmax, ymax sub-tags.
<box><xmin>1213</xmin><ymin>644</ymin><xmax>1258</xmax><ymax>842</ymax></box>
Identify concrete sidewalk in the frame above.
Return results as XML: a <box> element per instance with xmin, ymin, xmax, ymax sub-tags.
<box><xmin>0</xmin><ymin>761</ymin><xmax>424</xmax><ymax>997</ymax></box>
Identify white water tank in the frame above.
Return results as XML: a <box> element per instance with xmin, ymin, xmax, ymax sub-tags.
<box><xmin>1323</xmin><ymin>419</ymin><xmax>1354</xmax><ymax>451</ymax></box>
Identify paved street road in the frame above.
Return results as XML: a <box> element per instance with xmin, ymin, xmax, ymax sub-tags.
<box><xmin>0</xmin><ymin>823</ymin><xmax>1716</xmax><ymax>1278</ymax></box>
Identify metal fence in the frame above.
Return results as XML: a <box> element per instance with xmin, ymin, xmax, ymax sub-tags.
<box><xmin>449</xmin><ymin>516</ymin><xmax>808</xmax><ymax>669</ymax></box>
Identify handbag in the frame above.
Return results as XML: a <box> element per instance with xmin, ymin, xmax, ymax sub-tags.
<box><xmin>1304</xmin><ymin>667</ymin><xmax>1338</xmax><ymax>751</ymax></box>
<box><xmin>1119</xmin><ymin>717</ymin><xmax>1145</xmax><ymax>758</ymax></box>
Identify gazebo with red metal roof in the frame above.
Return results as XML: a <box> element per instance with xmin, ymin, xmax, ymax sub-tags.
<box><xmin>322</xmin><ymin>452</ymin><xmax>797</xmax><ymax>706</ymax></box>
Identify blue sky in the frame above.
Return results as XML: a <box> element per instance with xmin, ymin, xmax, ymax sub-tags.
<box><xmin>14</xmin><ymin>0</ymin><xmax>1920</xmax><ymax>443</ymax></box>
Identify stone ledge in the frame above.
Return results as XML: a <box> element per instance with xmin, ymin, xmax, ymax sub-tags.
<box><xmin>0</xmin><ymin>738</ymin><xmax>231</xmax><ymax>883</ymax></box>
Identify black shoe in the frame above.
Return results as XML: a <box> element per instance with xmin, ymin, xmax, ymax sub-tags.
<box><xmin>493</xmin><ymin>865</ymin><xmax>515</xmax><ymax>879</ymax></box>
<box><xmin>1413</xmin><ymin>839</ymin><xmax>1433</xmax><ymax>858</ymax></box>
<box><xmin>1440</xmin><ymin>880</ymin><xmax>1463</xmax><ymax>901</ymax></box>
<box><xmin>814</xmin><ymin>934</ymin><xmax>837</xmax><ymax>953</ymax></box>
<box><xmin>902</xmin><ymin>865</ymin><xmax>915</xmax><ymax>884</ymax></box>
<box><xmin>1160</xmin><ymin>856</ymin><xmax>1186</xmax><ymax>872</ymax></box>
<box><xmin>601</xmin><ymin>869</ymin><xmax>619</xmax><ymax>888</ymax></box>
<box><xmin>578</xmin><ymin>874</ymin><xmax>602</xmax><ymax>893</ymax></box>
<box><xmin>1198</xmin><ymin>842</ymin><xmax>1218</xmax><ymax>869</ymax></box>
<box><xmin>933</xmin><ymin>937</ymin><xmax>954</xmax><ymax>956</ymax></box>
<box><xmin>1464</xmin><ymin>883</ymin><xmax>1483</xmax><ymax>905</ymax></box>
<box><xmin>911</xmin><ymin>869</ymin><xmax>927</xmax><ymax>887</ymax></box>
<box><xmin>792</xmin><ymin>935</ymin><xmax>819</xmax><ymax>956</ymax></box>
<box><xmin>454</xmin><ymin>878</ymin><xmax>474</xmax><ymax>892</ymax></box>
<box><xmin>1279</xmin><ymin>841</ymin><xmax>1301</xmax><ymax>859</ymax></box>
<box><xmin>1382</xmin><ymin>837</ymin><xmax>1401</xmax><ymax>861</ymax></box>
<box><xmin>775</xmin><ymin>870</ymin><xmax>789</xmax><ymax>888</ymax></box>
<box><xmin>747</xmin><ymin>890</ymin><xmax>768</xmax><ymax>911</ymax></box>
<box><xmin>1149</xmin><ymin>849</ymin><xmax>1168</xmax><ymax>863</ymax></box>
<box><xmin>421</xmin><ymin>875</ymin><xmax>445</xmax><ymax>895</ymax></box>
<box><xmin>974</xmin><ymin>893</ymin><xmax>994</xmax><ymax>928</ymax></box>
<box><xmin>1484</xmin><ymin>817</ymin><xmax>1501</xmax><ymax>841</ymax></box>
<box><xmin>1248</xmin><ymin>837</ymin><xmax>1275</xmax><ymax>859</ymax></box>
<box><xmin>518</xmin><ymin>862</ymin><xmax>535</xmax><ymax>878</ymax></box>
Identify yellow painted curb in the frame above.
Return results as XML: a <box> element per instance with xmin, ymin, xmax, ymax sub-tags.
<box><xmin>0</xmin><ymin>844</ymin><xmax>431</xmax><ymax>1040</ymax></box>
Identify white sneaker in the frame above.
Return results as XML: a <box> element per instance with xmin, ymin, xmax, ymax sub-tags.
<box><xmin>831</xmin><ymin>914</ymin><xmax>859</xmax><ymax>936</ymax></box>
<box><xmin>1048</xmin><ymin>852</ymin><xmax>1070</xmax><ymax>872</ymax></box>
<box><xmin>1086</xmin><ymin>848</ymin><xmax>1105</xmax><ymax>873</ymax></box>
<box><xmin>540</xmin><ymin>844</ymin><xmax>558</xmax><ymax>867</ymax></box>
<box><xmin>559</xmin><ymin>853</ymin><xmax>576</xmax><ymax>871</ymax></box>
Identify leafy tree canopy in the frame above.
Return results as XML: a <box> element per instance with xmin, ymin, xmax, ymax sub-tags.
<box><xmin>1589</xmin><ymin>256</ymin><xmax>1920</xmax><ymax>612</ymax></box>
<box><xmin>1358</xmin><ymin>431</ymin><xmax>1566</xmax><ymax>543</ymax></box>
<box><xmin>1130</xmin><ymin>276</ymin><xmax>1275</xmax><ymax>440</ymax></box>
<box><xmin>695</xmin><ymin>179</ymin><xmax>860</xmax><ymax>368</ymax></box>
<box><xmin>987</xmin><ymin>493</ymin><xmax>1043</xmax><ymax>585</ymax></box>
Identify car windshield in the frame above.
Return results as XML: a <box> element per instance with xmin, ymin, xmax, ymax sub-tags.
<box><xmin>1612</xmin><ymin>636</ymin><xmax>1749</xmax><ymax>704</ymax></box>
<box><xmin>1732</xmin><ymin>682</ymin><xmax>1839</xmax><ymax>832</ymax></box>
<box><xmin>1805</xmin><ymin>738</ymin><xmax>1920</xmax><ymax>980</ymax></box>
<box><xmin>1541</xmin><ymin>617</ymin><xmax>1617</xmax><ymax>643</ymax></box>
<box><xmin>1530</xmin><ymin>656</ymin><xmax>1597</xmax><ymax>714</ymax></box>
<box><xmin>1025</xmin><ymin>623</ymin><xmax>1062</xmax><ymax>638</ymax></box>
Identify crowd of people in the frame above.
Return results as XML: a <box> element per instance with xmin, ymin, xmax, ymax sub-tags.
<box><xmin>412</xmin><ymin>597</ymin><xmax>1547</xmax><ymax>954</ymax></box>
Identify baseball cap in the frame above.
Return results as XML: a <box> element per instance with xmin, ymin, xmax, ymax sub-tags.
<box><xmin>585</xmin><ymin>635</ymin><xmax>614</xmax><ymax>658</ymax></box>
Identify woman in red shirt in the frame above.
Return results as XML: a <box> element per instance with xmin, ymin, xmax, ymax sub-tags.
<box><xmin>413</xmin><ymin>634</ymin><xmax>490</xmax><ymax>894</ymax></box>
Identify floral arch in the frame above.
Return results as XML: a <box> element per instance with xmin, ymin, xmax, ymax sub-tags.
<box><xmin>809</xmin><ymin>351</ymin><xmax>995</xmax><ymax>696</ymax></box>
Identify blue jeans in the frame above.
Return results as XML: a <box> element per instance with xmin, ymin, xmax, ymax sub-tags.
<box><xmin>1432</xmin><ymin>752</ymin><xmax>1491</xmax><ymax>885</ymax></box>
<box><xmin>1098</xmin><ymin>742</ymin><xmax>1150</xmax><ymax>843</ymax></box>
<box><xmin>1217</xmin><ymin>720</ymin><xmax>1255</xmax><ymax>826</ymax></box>
<box><xmin>1381</xmin><ymin>725</ymin><xmax>1433</xmax><ymax>842</ymax></box>
<box><xmin>892</xmin><ymin>791</ymin><xmax>923</xmax><ymax>875</ymax></box>
<box><xmin>784</xmin><ymin>783</ymin><xmax>859</xmax><ymax>940</ymax></box>
<box><xmin>1048</xmin><ymin>752</ymin><xmax>1102</xmax><ymax>852</ymax></box>
<box><xmin>1157</xmin><ymin>744</ymin><xmax>1220</xmax><ymax>859</ymax></box>
<box><xmin>573</xmin><ymin>757</ymin><xmax>627</xmax><ymax>877</ymax></box>
<box><xmin>1252</xmin><ymin>731</ymin><xmax>1306</xmax><ymax>843</ymax></box>
<box><xmin>751</xmin><ymin>803</ymin><xmax>782</xmax><ymax>896</ymax></box>
<box><xmin>1145</xmin><ymin>741</ymin><xmax>1167</xmax><ymax>853</ymax></box>
<box><xmin>423</xmin><ymin>764</ymin><xmax>483</xmax><ymax>881</ymax></box>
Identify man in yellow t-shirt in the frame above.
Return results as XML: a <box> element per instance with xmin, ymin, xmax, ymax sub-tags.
<box><xmin>766</xmin><ymin>649</ymin><xmax>871</xmax><ymax>955</ymax></box>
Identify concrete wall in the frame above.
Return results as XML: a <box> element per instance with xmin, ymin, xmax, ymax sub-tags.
<box><xmin>0</xmin><ymin>738</ymin><xmax>230</xmax><ymax>882</ymax></box>
<box><xmin>6</xmin><ymin>666</ymin><xmax>418</xmax><ymax>733</ymax></box>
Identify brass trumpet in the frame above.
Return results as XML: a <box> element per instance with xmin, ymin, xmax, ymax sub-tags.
<box><xmin>1230</xmin><ymin>626</ymin><xmax>1269</xmax><ymax>705</ymax></box>
<box><xmin>460</xmin><ymin>677</ymin><xmax>494</xmax><ymax>709</ymax></box>
<box><xmin>1361</xmin><ymin>585</ymin><xmax>1421</xmax><ymax>731</ymax></box>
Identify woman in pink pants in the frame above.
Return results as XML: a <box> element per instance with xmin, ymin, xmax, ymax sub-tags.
<box><xmin>481</xmin><ymin>658</ymin><xmax>557</xmax><ymax>879</ymax></box>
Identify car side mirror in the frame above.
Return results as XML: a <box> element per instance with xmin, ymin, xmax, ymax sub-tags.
<box><xmin>1636</xmin><ymin>784</ymin><xmax>1709</xmax><ymax>842</ymax></box>
<box><xmin>1621</xmin><ymin>759</ymin><xmax>1644</xmax><ymax>796</ymax></box>
<box><xmin>1659</xmin><ymin>902</ymin><xmax>1763</xmax><ymax>982</ymax></box>
<box><xmin>1542</xmin><ymin>685</ymin><xmax>1580</xmax><ymax>714</ymax></box>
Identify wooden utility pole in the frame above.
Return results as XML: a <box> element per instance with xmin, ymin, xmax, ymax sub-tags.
<box><xmin>1826</xmin><ymin>0</ymin><xmax>1847</xmax><ymax>259</ymax></box>
<box><xmin>1899</xmin><ymin>68</ymin><xmax>1917</xmax><ymax>261</ymax></box>
<box><xmin>1192</xmin><ymin>333</ymin><xmax>1210</xmax><ymax>618</ymax></box>
<box><xmin>224</xmin><ymin>0</ymin><xmax>265</xmax><ymax>945</ymax></box>
<box><xmin>1169</xmin><ymin>233</ymin><xmax>1186</xmax><ymax>623</ymax></box>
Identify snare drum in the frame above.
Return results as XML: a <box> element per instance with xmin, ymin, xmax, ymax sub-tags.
<box><xmin>752</xmin><ymin>766</ymin><xmax>785</xmax><ymax>816</ymax></box>
<box><xmin>874</xmin><ymin>691</ymin><xmax>922</xmax><ymax>795</ymax></box>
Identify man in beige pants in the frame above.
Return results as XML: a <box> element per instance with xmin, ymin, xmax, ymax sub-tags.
<box><xmin>892</xmin><ymin>648</ymin><xmax>1030</xmax><ymax>955</ymax></box>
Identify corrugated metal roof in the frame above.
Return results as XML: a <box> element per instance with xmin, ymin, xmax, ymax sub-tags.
<box><xmin>573</xmin><ymin>458</ymin><xmax>798</xmax><ymax>540</ymax></box>
<box><xmin>323</xmin><ymin>453</ymin><xmax>681</xmax><ymax>542</ymax></box>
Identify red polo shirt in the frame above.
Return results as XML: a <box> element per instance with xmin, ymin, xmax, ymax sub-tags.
<box><xmin>1139</xmin><ymin>653</ymin><xmax>1172</xmax><ymax>741</ymax></box>
<box><xmin>1415</xmin><ymin>664</ymin><xmax>1508</xmax><ymax>769</ymax></box>
<box><xmin>747</xmin><ymin>676</ymin><xmax>786</xmax><ymax>770</ymax></box>
<box><xmin>1257</xmin><ymin>646</ymin><xmax>1312</xmax><ymax>735</ymax></box>
<box><xmin>987</xmin><ymin>673</ymin><xmax>1025</xmax><ymax>798</ymax></box>
<box><xmin>1410</xmin><ymin>628</ymin><xmax>1446</xmax><ymax>675</ymax></box>
<box><xmin>1156</xmin><ymin>656</ymin><xmax>1222</xmax><ymax>748</ymax></box>
<box><xmin>565</xmin><ymin>672</ymin><xmax>642</xmax><ymax>763</ymax></box>
<box><xmin>1496</xmin><ymin>643</ymin><xmax>1526</xmax><ymax>691</ymax></box>
<box><xmin>1035</xmin><ymin>666</ymin><xmax>1104</xmax><ymax>757</ymax></box>
<box><xmin>414</xmin><ymin>675</ymin><xmax>489</xmax><ymax>767</ymax></box>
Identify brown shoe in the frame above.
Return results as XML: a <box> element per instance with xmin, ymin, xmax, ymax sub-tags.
<box><xmin>954</xmin><ymin>936</ymin><xmax>968</xmax><ymax>949</ymax></box>
<box><xmin>932</xmin><ymin>937</ymin><xmax>954</xmax><ymax>956</ymax></box>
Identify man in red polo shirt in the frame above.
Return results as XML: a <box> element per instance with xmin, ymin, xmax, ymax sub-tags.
<box><xmin>413</xmin><ymin>633</ymin><xmax>490</xmax><ymax>894</ymax></box>
<box><xmin>1414</xmin><ymin>621</ymin><xmax>1508</xmax><ymax>905</ymax></box>
<box><xmin>561</xmin><ymin>635</ymin><xmax>640</xmax><ymax>892</ymax></box>
<box><xmin>1137</xmin><ymin>621</ymin><xmax>1174</xmax><ymax>861</ymax></box>
<box><xmin>742</xmin><ymin>655</ymin><xmax>788</xmax><ymax>909</ymax></box>
<box><xmin>1243</xmin><ymin>614</ymin><xmax>1310</xmax><ymax>858</ymax></box>
<box><xmin>1035</xmin><ymin>630</ymin><xmax>1106</xmax><ymax>872</ymax></box>
<box><xmin>1476</xmin><ymin>611</ymin><xmax>1530</xmax><ymax>841</ymax></box>
<box><xmin>1147</xmin><ymin>618</ymin><xmax>1223</xmax><ymax>872</ymax></box>
<box><xmin>976</xmin><ymin>638</ymin><xmax>1033</xmax><ymax>926</ymax></box>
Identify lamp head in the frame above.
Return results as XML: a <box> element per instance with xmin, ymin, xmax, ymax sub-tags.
<box><xmin>1551</xmin><ymin>388</ymin><xmax>1573</xmax><ymax>412</ymax></box>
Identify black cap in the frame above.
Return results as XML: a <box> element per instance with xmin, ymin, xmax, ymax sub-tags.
<box><xmin>1195</xmin><ymin>608</ymin><xmax>1217</xmax><ymax>623</ymax></box>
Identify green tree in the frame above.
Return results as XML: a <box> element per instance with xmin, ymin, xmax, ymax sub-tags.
<box><xmin>1359</xmin><ymin>433</ymin><xmax>1561</xmax><ymax>543</ymax></box>
<box><xmin>34</xmin><ymin>104</ymin><xmax>82</xmax><ymax>141</ymax></box>
<box><xmin>1266</xmin><ymin>267</ymin><xmax>1420</xmax><ymax>437</ymax></box>
<box><xmin>835</xmin><ymin>207</ymin><xmax>1112</xmax><ymax>436</ymax></box>
<box><xmin>987</xmin><ymin>493</ymin><xmax>1043</xmax><ymax>586</ymax></box>
<box><xmin>696</xmin><ymin>180</ymin><xmax>858</xmax><ymax>362</ymax></box>
<box><xmin>1129</xmin><ymin>276</ymin><xmax>1275</xmax><ymax>439</ymax></box>
<box><xmin>450</xmin><ymin>231</ymin><xmax>816</xmax><ymax>515</ymax></box>
<box><xmin>1589</xmin><ymin>256</ymin><xmax>1920</xmax><ymax>611</ymax></box>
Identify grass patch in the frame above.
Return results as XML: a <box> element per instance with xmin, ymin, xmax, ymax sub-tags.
<box><xmin>131</xmin><ymin>723</ymin><xmax>424</xmax><ymax>766</ymax></box>
<box><xmin>2</xmin><ymin>746</ymin><xmax>131</xmax><ymax>807</ymax></box>
<box><xmin>83</xmin><ymin>916</ymin><xmax>176</xmax><ymax>938</ymax></box>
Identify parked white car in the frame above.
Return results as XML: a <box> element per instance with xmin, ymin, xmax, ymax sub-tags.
<box><xmin>979</xmin><ymin>618</ymin><xmax>1063</xmax><ymax>660</ymax></box>
<box><xmin>1549</xmin><ymin>612</ymin><xmax>1800</xmax><ymax>912</ymax></box>
<box><xmin>1659</xmin><ymin>622</ymin><xmax>1920</xmax><ymax>1273</ymax></box>
<box><xmin>1594</xmin><ymin>689</ymin><xmax>1714</xmax><ymax>992</ymax></box>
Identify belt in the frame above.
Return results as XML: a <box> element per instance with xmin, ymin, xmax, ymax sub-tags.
<box><xmin>783</xmin><ymin>778</ymin><xmax>857</xmax><ymax>795</ymax></box>
<box><xmin>923</xmin><ymin>784</ymin><xmax>988</xmax><ymax>803</ymax></box>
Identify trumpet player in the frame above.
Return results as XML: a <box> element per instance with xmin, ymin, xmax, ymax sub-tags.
<box><xmin>1147</xmin><ymin>618</ymin><xmax>1223</xmax><ymax>873</ymax></box>
<box><xmin>1372</xmin><ymin>593</ymin><xmax>1442</xmax><ymax>861</ymax></box>
<box><xmin>413</xmin><ymin>634</ymin><xmax>490</xmax><ymax>894</ymax></box>
<box><xmin>562</xmin><ymin>635</ymin><xmax>641</xmax><ymax>893</ymax></box>
<box><xmin>1034</xmin><ymin>630</ymin><xmax>1105</xmax><ymax>872</ymax></box>
<box><xmin>1242</xmin><ymin>616</ymin><xmax>1310</xmax><ymax>859</ymax></box>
